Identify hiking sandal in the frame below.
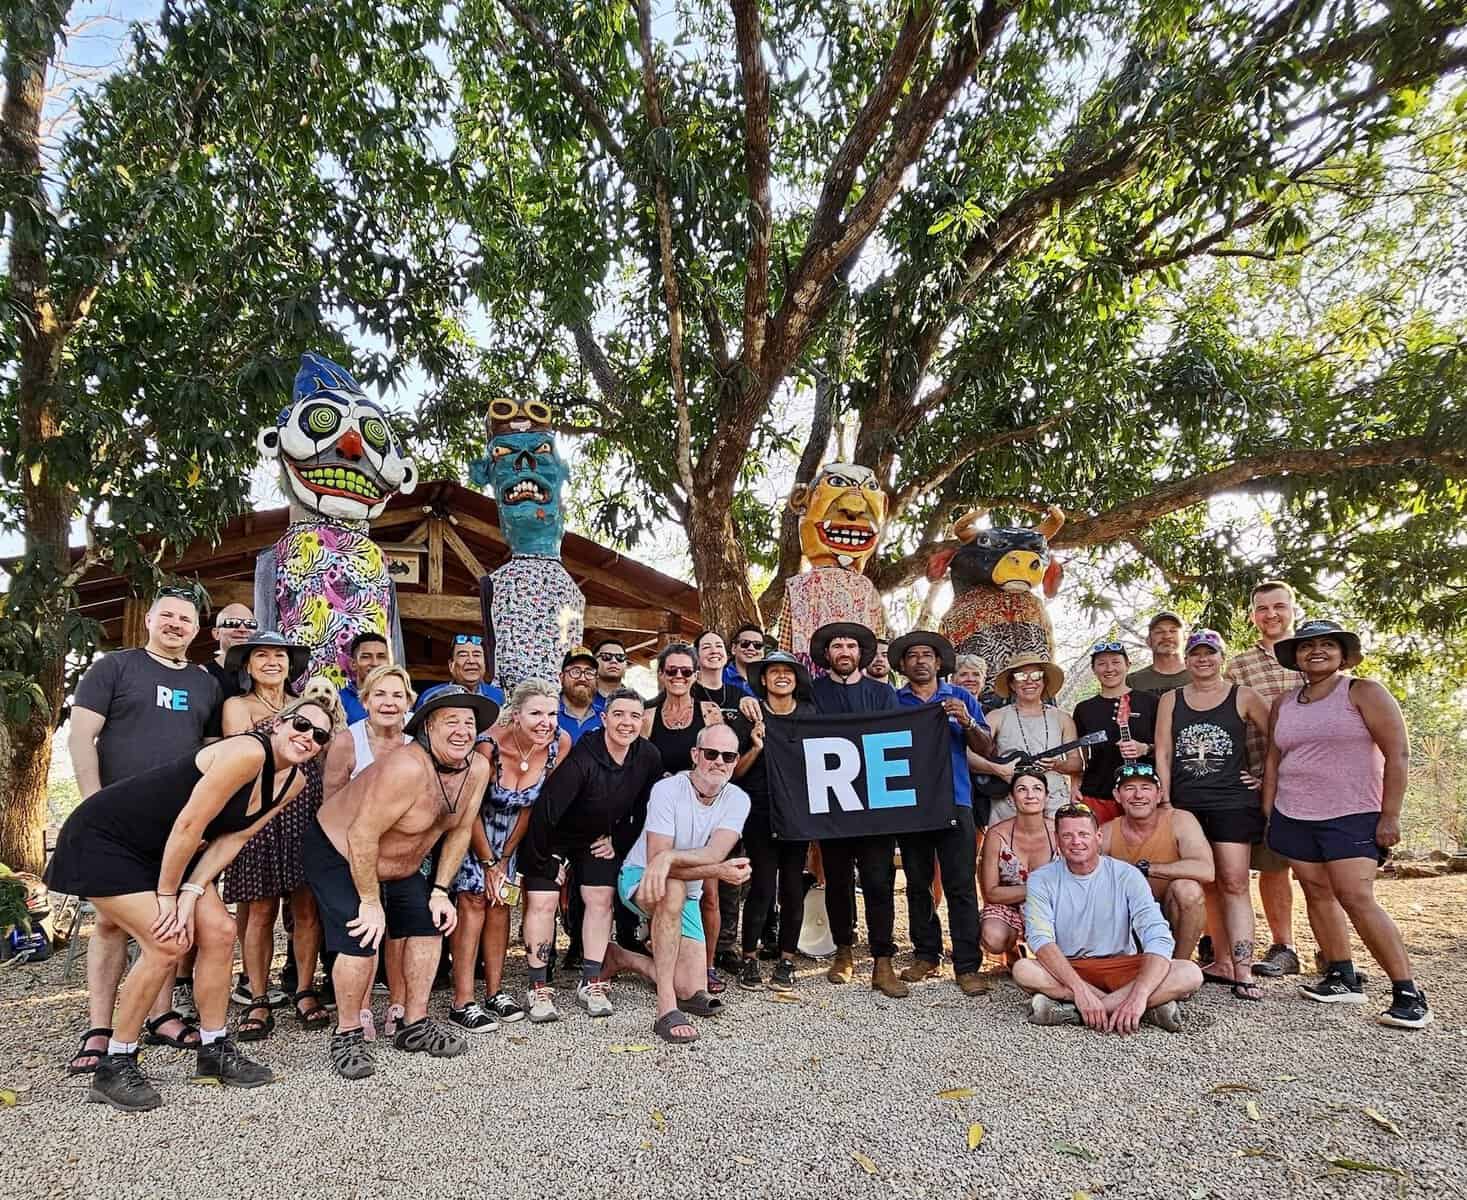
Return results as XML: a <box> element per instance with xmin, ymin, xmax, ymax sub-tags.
<box><xmin>235</xmin><ymin>999</ymin><xmax>275</xmax><ymax>1042</ymax></box>
<box><xmin>329</xmin><ymin>1028</ymin><xmax>375</xmax><ymax>1080</ymax></box>
<box><xmin>653</xmin><ymin>1008</ymin><xmax>699</xmax><ymax>1044</ymax></box>
<box><xmin>67</xmin><ymin>1027</ymin><xmax>112</xmax><ymax>1075</ymax></box>
<box><xmin>393</xmin><ymin>1017</ymin><xmax>468</xmax><ymax>1058</ymax></box>
<box><xmin>293</xmin><ymin>989</ymin><xmax>332</xmax><ymax>1030</ymax></box>
<box><xmin>143</xmin><ymin>1010</ymin><xmax>201</xmax><ymax>1049</ymax></box>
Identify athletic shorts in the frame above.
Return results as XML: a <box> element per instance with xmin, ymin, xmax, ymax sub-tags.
<box><xmin>302</xmin><ymin>818</ymin><xmax>438</xmax><ymax>958</ymax></box>
<box><xmin>1182</xmin><ymin>804</ymin><xmax>1265</xmax><ymax>846</ymax></box>
<box><xmin>1073</xmin><ymin>792</ymin><xmax>1122</xmax><ymax>826</ymax></box>
<box><xmin>617</xmin><ymin>864</ymin><xmax>704</xmax><ymax>942</ymax></box>
<box><xmin>1068</xmin><ymin>953</ymin><xmax>1145</xmax><ymax>992</ymax></box>
<box><xmin>1267</xmin><ymin>807</ymin><xmax>1387</xmax><ymax>865</ymax></box>
<box><xmin>521</xmin><ymin>844</ymin><xmax>621</xmax><ymax>893</ymax></box>
<box><xmin>1250</xmin><ymin>840</ymin><xmax>1290</xmax><ymax>873</ymax></box>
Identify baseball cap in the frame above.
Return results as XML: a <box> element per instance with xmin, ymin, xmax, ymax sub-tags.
<box><xmin>1148</xmin><ymin>611</ymin><xmax>1184</xmax><ymax>631</ymax></box>
<box><xmin>561</xmin><ymin>646</ymin><xmax>597</xmax><ymax>671</ymax></box>
<box><xmin>1185</xmin><ymin>629</ymin><xmax>1225</xmax><ymax>654</ymax></box>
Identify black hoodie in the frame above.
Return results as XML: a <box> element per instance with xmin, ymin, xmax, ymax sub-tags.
<box><xmin>521</xmin><ymin>728</ymin><xmax>665</xmax><ymax>872</ymax></box>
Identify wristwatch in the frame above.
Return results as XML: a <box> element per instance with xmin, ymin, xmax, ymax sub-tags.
<box><xmin>1136</xmin><ymin>859</ymin><xmax>1151</xmax><ymax>878</ymax></box>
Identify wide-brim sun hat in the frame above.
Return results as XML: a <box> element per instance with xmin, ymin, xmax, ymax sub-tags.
<box><xmin>994</xmin><ymin>653</ymin><xmax>1065</xmax><ymax>699</ymax></box>
<box><xmin>404</xmin><ymin>684</ymin><xmax>501</xmax><ymax>737</ymax></box>
<box><xmin>809</xmin><ymin>621</ymin><xmax>877</xmax><ymax>670</ymax></box>
<box><xmin>746</xmin><ymin>651</ymin><xmax>815</xmax><ymax>702</ymax></box>
<box><xmin>888</xmin><ymin>630</ymin><xmax>957</xmax><ymax>677</ymax></box>
<box><xmin>1274</xmin><ymin>619</ymin><xmax>1363</xmax><ymax>671</ymax></box>
<box><xmin>223</xmin><ymin>630</ymin><xmax>311</xmax><ymax>679</ymax></box>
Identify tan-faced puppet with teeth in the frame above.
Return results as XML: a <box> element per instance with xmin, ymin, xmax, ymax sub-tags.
<box><xmin>252</xmin><ymin>352</ymin><xmax>417</xmax><ymax>685</ymax></box>
<box><xmin>775</xmin><ymin>462</ymin><xmax>890</xmax><ymax>663</ymax></box>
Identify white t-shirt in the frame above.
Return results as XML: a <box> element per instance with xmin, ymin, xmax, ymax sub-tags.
<box><xmin>622</xmin><ymin>773</ymin><xmax>750</xmax><ymax>900</ymax></box>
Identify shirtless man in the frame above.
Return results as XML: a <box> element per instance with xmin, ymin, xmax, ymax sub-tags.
<box><xmin>1101</xmin><ymin>761</ymin><xmax>1214</xmax><ymax>961</ymax></box>
<box><xmin>303</xmin><ymin>684</ymin><xmax>497</xmax><ymax>1079</ymax></box>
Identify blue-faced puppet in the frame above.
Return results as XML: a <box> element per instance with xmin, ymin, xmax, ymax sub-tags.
<box><xmin>471</xmin><ymin>396</ymin><xmax>585</xmax><ymax>689</ymax></box>
<box><xmin>252</xmin><ymin>352</ymin><xmax>417</xmax><ymax>684</ymax></box>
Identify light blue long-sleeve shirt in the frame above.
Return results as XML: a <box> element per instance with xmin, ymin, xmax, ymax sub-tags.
<box><xmin>1024</xmin><ymin>855</ymin><xmax>1175</xmax><ymax>959</ymax></box>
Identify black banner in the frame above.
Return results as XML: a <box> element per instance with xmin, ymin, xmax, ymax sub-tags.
<box><xmin>763</xmin><ymin>703</ymin><xmax>956</xmax><ymax>841</ymax></box>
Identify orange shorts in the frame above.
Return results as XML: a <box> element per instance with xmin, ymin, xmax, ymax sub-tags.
<box><xmin>1074</xmin><ymin>792</ymin><xmax>1122</xmax><ymax>825</ymax></box>
<box><xmin>1068</xmin><ymin>954</ymin><xmax>1145</xmax><ymax>992</ymax></box>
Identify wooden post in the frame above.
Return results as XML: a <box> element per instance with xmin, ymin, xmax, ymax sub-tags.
<box><xmin>427</xmin><ymin>518</ymin><xmax>444</xmax><ymax>594</ymax></box>
<box><xmin>121</xmin><ymin>597</ymin><xmax>147</xmax><ymax>648</ymax></box>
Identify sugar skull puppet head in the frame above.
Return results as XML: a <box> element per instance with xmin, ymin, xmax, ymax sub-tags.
<box><xmin>258</xmin><ymin>352</ymin><xmax>417</xmax><ymax>522</ymax></box>
<box><xmin>481</xmin><ymin>397</ymin><xmax>569</xmax><ymax>558</ymax></box>
<box><xmin>788</xmin><ymin>462</ymin><xmax>888</xmax><ymax>571</ymax></box>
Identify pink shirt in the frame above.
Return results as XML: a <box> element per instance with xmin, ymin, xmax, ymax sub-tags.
<box><xmin>1273</xmin><ymin>677</ymin><xmax>1384</xmax><ymax>821</ymax></box>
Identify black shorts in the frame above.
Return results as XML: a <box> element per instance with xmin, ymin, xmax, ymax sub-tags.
<box><xmin>521</xmin><ymin>844</ymin><xmax>621</xmax><ymax>893</ymax></box>
<box><xmin>302</xmin><ymin>818</ymin><xmax>438</xmax><ymax>957</ymax></box>
<box><xmin>1181</xmin><ymin>803</ymin><xmax>1265</xmax><ymax>846</ymax></box>
<box><xmin>1267</xmin><ymin>807</ymin><xmax>1388</xmax><ymax>865</ymax></box>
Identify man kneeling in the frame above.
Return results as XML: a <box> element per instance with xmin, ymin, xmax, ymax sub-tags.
<box><xmin>603</xmin><ymin>725</ymin><xmax>752</xmax><ymax>1044</ymax></box>
<box><xmin>1015</xmin><ymin>803</ymin><xmax>1202</xmax><ymax>1033</ymax></box>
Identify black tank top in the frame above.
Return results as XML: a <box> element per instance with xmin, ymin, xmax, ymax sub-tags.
<box><xmin>1170</xmin><ymin>685</ymin><xmax>1252</xmax><ymax>810</ymax></box>
<box><xmin>647</xmin><ymin>697</ymin><xmax>704</xmax><ymax>774</ymax></box>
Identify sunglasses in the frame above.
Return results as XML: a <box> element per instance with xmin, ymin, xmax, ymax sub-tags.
<box><xmin>454</xmin><ymin>634</ymin><xmax>484</xmax><ymax>646</ymax></box>
<box><xmin>155</xmin><ymin>585</ymin><xmax>201</xmax><ymax>605</ymax></box>
<box><xmin>697</xmin><ymin>747</ymin><xmax>740</xmax><ymax>764</ymax></box>
<box><xmin>1117</xmin><ymin>763</ymin><xmax>1158</xmax><ymax>780</ymax></box>
<box><xmin>735</xmin><ymin>639</ymin><xmax>764</xmax><ymax>651</ymax></box>
<box><xmin>289</xmin><ymin>714</ymin><xmax>332</xmax><ymax>746</ymax></box>
<box><xmin>663</xmin><ymin>666</ymin><xmax>694</xmax><ymax>679</ymax></box>
<box><xmin>1010</xmin><ymin>669</ymin><xmax>1047</xmax><ymax>682</ymax></box>
<box><xmin>1089</xmin><ymin>640</ymin><xmax>1125</xmax><ymax>655</ymax></box>
<box><xmin>598</xmin><ymin>652</ymin><xmax>627</xmax><ymax>663</ymax></box>
<box><xmin>217</xmin><ymin>618</ymin><xmax>259</xmax><ymax>631</ymax></box>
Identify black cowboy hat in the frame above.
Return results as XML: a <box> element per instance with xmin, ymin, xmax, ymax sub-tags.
<box><xmin>746</xmin><ymin>651</ymin><xmax>815</xmax><ymax>702</ymax></box>
<box><xmin>809</xmin><ymin>621</ymin><xmax>877</xmax><ymax>670</ymax></box>
<box><xmin>1274</xmin><ymin>619</ymin><xmax>1363</xmax><ymax>671</ymax></box>
<box><xmin>888</xmin><ymin>629</ymin><xmax>957</xmax><ymax>677</ymax></box>
<box><xmin>223</xmin><ymin>630</ymin><xmax>311</xmax><ymax>679</ymax></box>
<box><xmin>404</xmin><ymin>684</ymin><xmax>501</xmax><ymax>737</ymax></box>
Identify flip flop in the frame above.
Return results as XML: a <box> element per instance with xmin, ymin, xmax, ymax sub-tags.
<box><xmin>679</xmin><ymin>990</ymin><xmax>724</xmax><ymax>1017</ymax></box>
<box><xmin>1198</xmin><ymin>963</ymin><xmax>1235</xmax><ymax>986</ymax></box>
<box><xmin>653</xmin><ymin>1009</ymin><xmax>699</xmax><ymax>1044</ymax></box>
<box><xmin>1231</xmin><ymin>981</ymin><xmax>1264</xmax><ymax>1002</ymax></box>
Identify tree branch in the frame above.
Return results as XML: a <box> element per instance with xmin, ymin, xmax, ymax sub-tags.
<box><xmin>889</xmin><ymin>409</ymin><xmax>1070</xmax><ymax>518</ymax></box>
<box><xmin>731</xmin><ymin>0</ymin><xmax>771</xmax><ymax>376</ymax></box>
<box><xmin>570</xmin><ymin>319</ymin><xmax>624</xmax><ymax>406</ymax></box>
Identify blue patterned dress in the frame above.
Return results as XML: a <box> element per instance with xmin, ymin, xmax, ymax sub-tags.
<box><xmin>452</xmin><ymin>737</ymin><xmax>560</xmax><ymax>894</ymax></box>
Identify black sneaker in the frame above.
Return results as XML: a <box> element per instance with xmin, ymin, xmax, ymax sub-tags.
<box><xmin>193</xmin><ymin>1037</ymin><xmax>275</xmax><ymax>1088</ymax></box>
<box><xmin>448</xmin><ymin>1002</ymin><xmax>498</xmax><ymax>1034</ymax></box>
<box><xmin>1378</xmin><ymin>989</ymin><xmax>1433</xmax><ymax>1029</ymax></box>
<box><xmin>757</xmin><ymin>943</ymin><xmax>780</xmax><ymax>962</ymax></box>
<box><xmin>484</xmin><ymin>991</ymin><xmax>526</xmax><ymax>1023</ymax></box>
<box><xmin>769</xmin><ymin>959</ymin><xmax>796</xmax><ymax>992</ymax></box>
<box><xmin>715</xmin><ymin>948</ymin><xmax>744</xmax><ymax>975</ymax></box>
<box><xmin>87</xmin><ymin>1051</ymin><xmax>162</xmax><ymax>1112</ymax></box>
<box><xmin>737</xmin><ymin>958</ymin><xmax>763</xmax><ymax>991</ymax></box>
<box><xmin>1300</xmin><ymin>970</ymin><xmax>1366</xmax><ymax>1004</ymax></box>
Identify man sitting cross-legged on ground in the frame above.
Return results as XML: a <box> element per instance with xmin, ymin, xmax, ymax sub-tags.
<box><xmin>603</xmin><ymin>724</ymin><xmax>753</xmax><ymax>1044</ymax></box>
<box><xmin>304</xmin><ymin>684</ymin><xmax>496</xmax><ymax>1078</ymax></box>
<box><xmin>1100</xmin><ymin>761</ymin><xmax>1214</xmax><ymax>962</ymax></box>
<box><xmin>1015</xmin><ymin>803</ymin><xmax>1203</xmax><ymax>1033</ymax></box>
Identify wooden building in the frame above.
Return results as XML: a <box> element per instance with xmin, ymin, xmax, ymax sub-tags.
<box><xmin>71</xmin><ymin>480</ymin><xmax>703</xmax><ymax>681</ymax></box>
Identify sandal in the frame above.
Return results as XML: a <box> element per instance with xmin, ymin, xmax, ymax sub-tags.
<box><xmin>143</xmin><ymin>1010</ymin><xmax>201</xmax><ymax>1049</ymax></box>
<box><xmin>293</xmin><ymin>989</ymin><xmax>332</xmax><ymax>1030</ymax></box>
<box><xmin>392</xmin><ymin>1017</ymin><xmax>468</xmax><ymax>1058</ymax></box>
<box><xmin>235</xmin><ymin>999</ymin><xmax>275</xmax><ymax>1043</ymax></box>
<box><xmin>679</xmin><ymin>990</ymin><xmax>724</xmax><ymax>1018</ymax></box>
<box><xmin>329</xmin><ymin>1027</ymin><xmax>376</xmax><ymax>1080</ymax></box>
<box><xmin>705</xmin><ymin>967</ymin><xmax>727</xmax><ymax>995</ymax></box>
<box><xmin>67</xmin><ymin>1027</ymin><xmax>112</xmax><ymax>1076</ymax></box>
<box><xmin>1231</xmin><ymin>981</ymin><xmax>1264</xmax><ymax>1002</ymax></box>
<box><xmin>653</xmin><ymin>1008</ymin><xmax>699</xmax><ymax>1044</ymax></box>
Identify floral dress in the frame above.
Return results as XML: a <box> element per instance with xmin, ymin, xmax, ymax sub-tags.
<box><xmin>451</xmin><ymin>737</ymin><xmax>560</xmax><ymax>894</ymax></box>
<box><xmin>979</xmin><ymin>823</ymin><xmax>1058</xmax><ymax>937</ymax></box>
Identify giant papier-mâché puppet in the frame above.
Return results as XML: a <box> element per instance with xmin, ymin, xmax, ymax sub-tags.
<box><xmin>471</xmin><ymin>396</ymin><xmax>584</xmax><ymax>690</ymax></box>
<box><xmin>253</xmin><ymin>352</ymin><xmax>417</xmax><ymax>686</ymax></box>
<box><xmin>776</xmin><ymin>463</ymin><xmax>889</xmax><ymax>663</ymax></box>
<box><xmin>927</xmin><ymin>506</ymin><xmax>1064</xmax><ymax>701</ymax></box>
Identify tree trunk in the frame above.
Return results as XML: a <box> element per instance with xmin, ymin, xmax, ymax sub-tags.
<box><xmin>685</xmin><ymin>499</ymin><xmax>759</xmax><ymax>634</ymax></box>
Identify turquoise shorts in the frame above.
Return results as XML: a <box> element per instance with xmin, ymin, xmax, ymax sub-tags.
<box><xmin>617</xmin><ymin>864</ymin><xmax>705</xmax><ymax>942</ymax></box>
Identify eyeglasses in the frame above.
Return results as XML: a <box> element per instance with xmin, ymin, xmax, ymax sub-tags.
<box><xmin>697</xmin><ymin>747</ymin><xmax>740</xmax><ymax>764</ymax></box>
<box><xmin>489</xmin><ymin>397</ymin><xmax>554</xmax><ymax>426</ymax></box>
<box><xmin>1010</xmin><ymin>669</ymin><xmax>1047</xmax><ymax>682</ymax></box>
<box><xmin>597</xmin><ymin>652</ymin><xmax>627</xmax><ymax>663</ymax></box>
<box><xmin>1117</xmin><ymin>763</ymin><xmax>1158</xmax><ymax>780</ymax></box>
<box><xmin>735</xmin><ymin>639</ymin><xmax>764</xmax><ymax>651</ymax></box>
<box><xmin>562</xmin><ymin>668</ymin><xmax>595</xmax><ymax>680</ymax></box>
<box><xmin>289</xmin><ymin>714</ymin><xmax>332</xmax><ymax>746</ymax></box>
<box><xmin>453</xmin><ymin>634</ymin><xmax>484</xmax><ymax>646</ymax></box>
<box><xmin>217</xmin><ymin>618</ymin><xmax>259</xmax><ymax>631</ymax></box>
<box><xmin>663</xmin><ymin>666</ymin><xmax>694</xmax><ymax>679</ymax></box>
<box><xmin>1089</xmin><ymin>640</ymin><xmax>1125</xmax><ymax>655</ymax></box>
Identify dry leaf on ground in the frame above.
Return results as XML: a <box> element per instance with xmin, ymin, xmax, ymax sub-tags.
<box><xmin>852</xmin><ymin>1150</ymin><xmax>878</xmax><ymax>1175</ymax></box>
<box><xmin>967</xmin><ymin>1123</ymin><xmax>984</xmax><ymax>1150</ymax></box>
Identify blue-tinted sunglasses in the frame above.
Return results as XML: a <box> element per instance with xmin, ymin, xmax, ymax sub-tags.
<box><xmin>1090</xmin><ymin>640</ymin><xmax>1127</xmax><ymax>655</ymax></box>
<box><xmin>454</xmin><ymin>634</ymin><xmax>484</xmax><ymax>646</ymax></box>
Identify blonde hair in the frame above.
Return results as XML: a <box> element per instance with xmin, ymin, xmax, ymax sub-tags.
<box><xmin>297</xmin><ymin>676</ymin><xmax>348</xmax><ymax>731</ymax></box>
<box><xmin>504</xmin><ymin>677</ymin><xmax>559</xmax><ymax>723</ymax></box>
<box><xmin>361</xmin><ymin>664</ymin><xmax>417</xmax><ymax>708</ymax></box>
<box><xmin>278</xmin><ymin>694</ymin><xmax>337</xmax><ymax>731</ymax></box>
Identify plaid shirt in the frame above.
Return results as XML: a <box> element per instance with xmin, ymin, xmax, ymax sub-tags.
<box><xmin>1225</xmin><ymin>642</ymin><xmax>1304</xmax><ymax>770</ymax></box>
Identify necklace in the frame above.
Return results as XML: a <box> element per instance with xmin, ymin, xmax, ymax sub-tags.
<box><xmin>1296</xmin><ymin>676</ymin><xmax>1337</xmax><ymax>705</ymax></box>
<box><xmin>1015</xmin><ymin>705</ymin><xmax>1053</xmax><ymax>756</ymax></box>
<box><xmin>144</xmin><ymin>648</ymin><xmax>187</xmax><ymax>668</ymax></box>
<box><xmin>253</xmin><ymin>690</ymin><xmax>285</xmax><ymax>715</ymax></box>
<box><xmin>503</xmin><ymin>727</ymin><xmax>535</xmax><ymax>773</ymax></box>
<box><xmin>434</xmin><ymin>761</ymin><xmax>471</xmax><ymax>815</ymax></box>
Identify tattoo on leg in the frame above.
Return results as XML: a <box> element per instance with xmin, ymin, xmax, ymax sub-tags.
<box><xmin>1232</xmin><ymin>940</ymin><xmax>1251</xmax><ymax>963</ymax></box>
<box><xmin>534</xmin><ymin>941</ymin><xmax>553</xmax><ymax>964</ymax></box>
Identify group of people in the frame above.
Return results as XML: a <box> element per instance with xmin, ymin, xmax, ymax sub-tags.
<box><xmin>47</xmin><ymin>577</ymin><xmax>1428</xmax><ymax>1112</ymax></box>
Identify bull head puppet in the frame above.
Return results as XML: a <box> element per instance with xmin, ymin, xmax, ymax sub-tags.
<box><xmin>931</xmin><ymin>505</ymin><xmax>1065</xmax><ymax>703</ymax></box>
<box><xmin>470</xmin><ymin>396</ymin><xmax>584</xmax><ymax>689</ymax></box>
<box><xmin>776</xmin><ymin>462</ymin><xmax>891</xmax><ymax>660</ymax></box>
<box><xmin>252</xmin><ymin>352</ymin><xmax>417</xmax><ymax>684</ymax></box>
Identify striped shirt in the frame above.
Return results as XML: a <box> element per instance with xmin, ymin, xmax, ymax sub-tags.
<box><xmin>1225</xmin><ymin>642</ymin><xmax>1304</xmax><ymax>771</ymax></box>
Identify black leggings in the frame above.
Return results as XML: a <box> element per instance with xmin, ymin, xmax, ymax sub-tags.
<box><xmin>740</xmin><ymin>810</ymin><xmax>806</xmax><ymax>956</ymax></box>
<box><xmin>820</xmin><ymin>834</ymin><xmax>897</xmax><ymax>959</ymax></box>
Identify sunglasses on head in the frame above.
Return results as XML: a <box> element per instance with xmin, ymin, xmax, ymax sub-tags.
<box><xmin>663</xmin><ymin>666</ymin><xmax>694</xmax><ymax>678</ymax></box>
<box><xmin>289</xmin><ymin>714</ymin><xmax>332</xmax><ymax>746</ymax></box>
<box><xmin>218</xmin><ymin>618</ymin><xmax>259</xmax><ymax>631</ymax></box>
<box><xmin>1090</xmin><ymin>640</ymin><xmax>1125</xmax><ymax>655</ymax></box>
<box><xmin>1117</xmin><ymin>763</ymin><xmax>1158</xmax><ymax>780</ymax></box>
<box><xmin>697</xmin><ymin>747</ymin><xmax>740</xmax><ymax>764</ymax></box>
<box><xmin>598</xmin><ymin>651</ymin><xmax>627</xmax><ymax>662</ymax></box>
<box><xmin>454</xmin><ymin>634</ymin><xmax>484</xmax><ymax>646</ymax></box>
<box><xmin>156</xmin><ymin>585</ymin><xmax>201</xmax><ymax>605</ymax></box>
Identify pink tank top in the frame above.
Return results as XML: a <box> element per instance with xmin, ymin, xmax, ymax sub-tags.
<box><xmin>1273</xmin><ymin>677</ymin><xmax>1384</xmax><ymax>821</ymax></box>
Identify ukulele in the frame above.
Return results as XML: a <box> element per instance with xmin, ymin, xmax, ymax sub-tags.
<box><xmin>1116</xmin><ymin>693</ymin><xmax>1134</xmax><ymax>755</ymax></box>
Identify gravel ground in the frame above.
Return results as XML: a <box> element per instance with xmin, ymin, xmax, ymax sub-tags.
<box><xmin>2</xmin><ymin>874</ymin><xmax>1463</xmax><ymax>1200</ymax></box>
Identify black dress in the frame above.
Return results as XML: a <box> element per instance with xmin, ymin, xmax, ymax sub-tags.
<box><xmin>646</xmin><ymin>696</ymin><xmax>704</xmax><ymax>775</ymax></box>
<box><xmin>46</xmin><ymin>732</ymin><xmax>290</xmax><ymax>898</ymax></box>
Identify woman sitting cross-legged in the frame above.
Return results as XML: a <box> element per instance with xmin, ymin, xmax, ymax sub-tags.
<box><xmin>44</xmin><ymin>698</ymin><xmax>332</xmax><ymax>1112</ymax></box>
<box><xmin>979</xmin><ymin>769</ymin><xmax>1059</xmax><ymax>963</ymax></box>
